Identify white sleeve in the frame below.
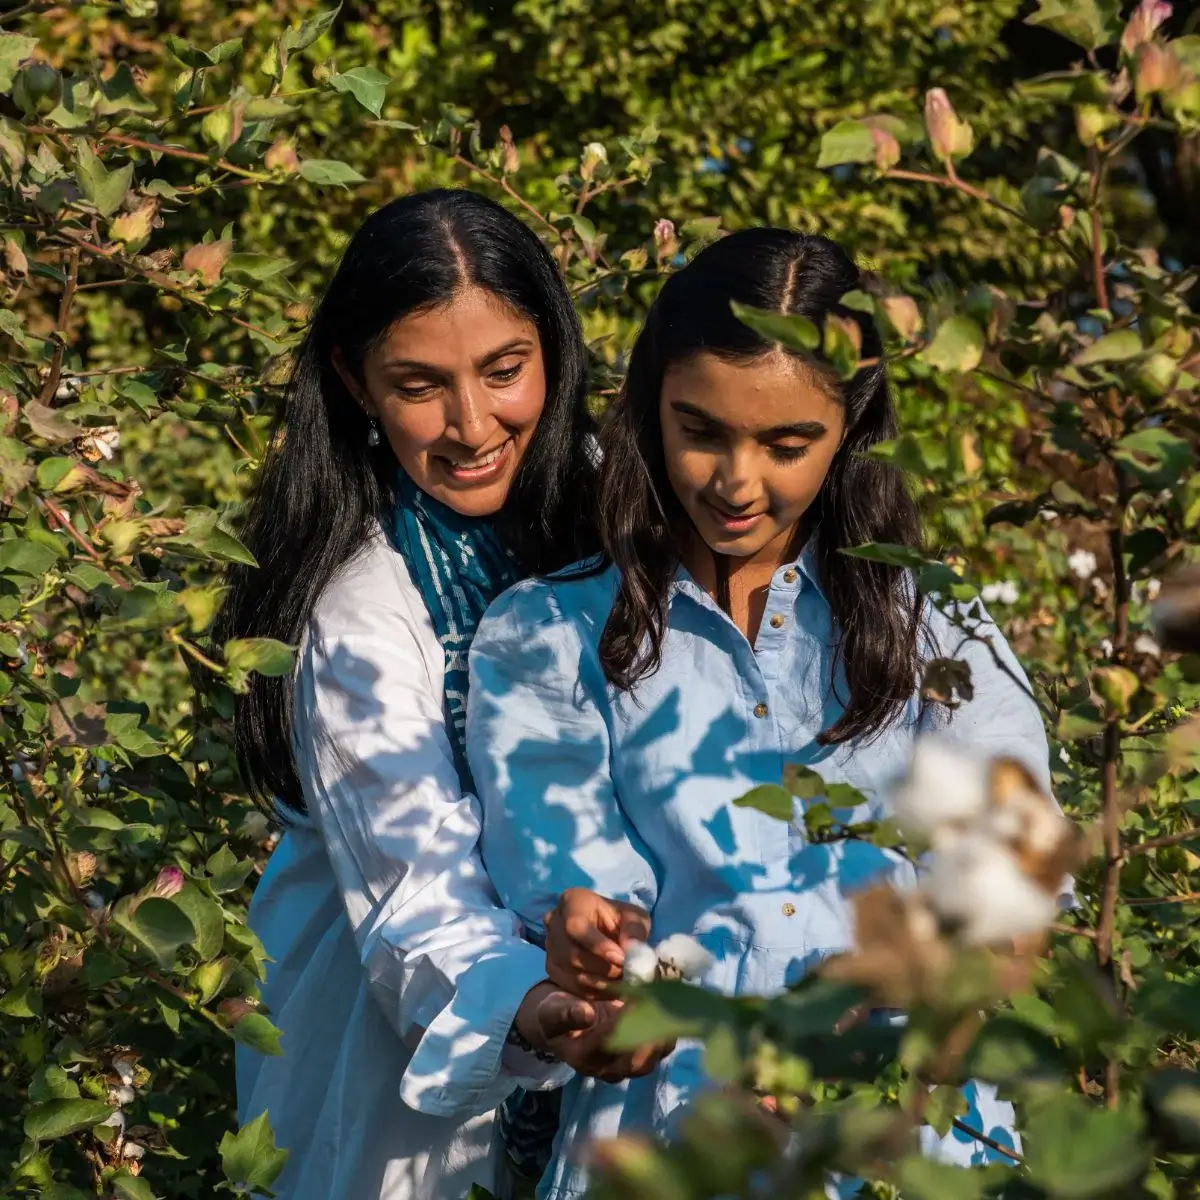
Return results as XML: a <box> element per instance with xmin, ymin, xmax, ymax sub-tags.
<box><xmin>293</xmin><ymin>579</ymin><xmax>571</xmax><ymax>1120</ymax></box>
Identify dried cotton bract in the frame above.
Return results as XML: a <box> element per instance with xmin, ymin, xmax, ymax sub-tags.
<box><xmin>622</xmin><ymin>934</ymin><xmax>713</xmax><ymax>984</ymax></box>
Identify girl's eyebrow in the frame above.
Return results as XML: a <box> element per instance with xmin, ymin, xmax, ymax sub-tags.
<box><xmin>381</xmin><ymin>338</ymin><xmax>534</xmax><ymax>373</ymax></box>
<box><xmin>670</xmin><ymin>399</ymin><xmax>827</xmax><ymax>440</ymax></box>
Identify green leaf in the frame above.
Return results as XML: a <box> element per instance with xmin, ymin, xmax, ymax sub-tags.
<box><xmin>1073</xmin><ymin>329</ymin><xmax>1143</xmax><ymax>366</ymax></box>
<box><xmin>0</xmin><ymin>537</ymin><xmax>60</xmax><ymax>577</ymax></box>
<box><xmin>117</xmin><ymin>897</ymin><xmax>196</xmax><ymax>965</ymax></box>
<box><xmin>329</xmin><ymin>67</ymin><xmax>391</xmax><ymax>117</ymax></box>
<box><xmin>105</xmin><ymin>711</ymin><xmax>163</xmax><ymax>756</ymax></box>
<box><xmin>1144</xmin><ymin>1068</ymin><xmax>1200</xmax><ymax>1153</ymax></box>
<box><xmin>74</xmin><ymin>143</ymin><xmax>133</xmax><ymax>218</ymax></box>
<box><xmin>0</xmin><ymin>32</ymin><xmax>38</xmax><ymax>93</ymax></box>
<box><xmin>35</xmin><ymin>457</ymin><xmax>76</xmax><ymax>490</ymax></box>
<box><xmin>608</xmin><ymin>981</ymin><xmax>740</xmax><ymax>1051</ymax></box>
<box><xmin>964</xmin><ymin>1014</ymin><xmax>1068</xmax><ymax>1085</ymax></box>
<box><xmin>165</xmin><ymin>509</ymin><xmax>257</xmax><ymax>566</ymax></box>
<box><xmin>282</xmin><ymin>5</ymin><xmax>341</xmax><ymax>54</ymax></box>
<box><xmin>229</xmin><ymin>1011</ymin><xmax>285</xmax><ymax>1056</ymax></box>
<box><xmin>840</xmin><ymin>541</ymin><xmax>928</xmax><ymax>570</ymax></box>
<box><xmin>920</xmin><ymin>316</ymin><xmax>985</xmax><ymax>373</ymax></box>
<box><xmin>224</xmin><ymin>637</ymin><xmax>295</xmax><ymax>679</ymax></box>
<box><xmin>173</xmin><ymin>882</ymin><xmax>226</xmax><ymax>960</ymax></box>
<box><xmin>1113</xmin><ymin>428</ymin><xmax>1193</xmax><ymax>484</ymax></box>
<box><xmin>207</xmin><ymin>844</ymin><xmax>254</xmax><ymax>894</ymax></box>
<box><xmin>223</xmin><ymin>253</ymin><xmax>294</xmax><ymax>282</ymax></box>
<box><xmin>24</xmin><ymin>1098</ymin><xmax>115</xmax><ymax>1141</ymax></box>
<box><xmin>111</xmin><ymin>1172</ymin><xmax>157</xmax><ymax>1200</ymax></box>
<box><xmin>816</xmin><ymin>120</ymin><xmax>875</xmax><ymax>168</ymax></box>
<box><xmin>895</xmin><ymin>1156</ymin><xmax>991</xmax><ymax>1200</ymax></box>
<box><xmin>1024</xmin><ymin>1094</ymin><xmax>1149</xmax><ymax>1197</ymax></box>
<box><xmin>298</xmin><ymin>158</ymin><xmax>365</xmax><ymax>187</ymax></box>
<box><xmin>733</xmin><ymin>784</ymin><xmax>793</xmax><ymax>823</ymax></box>
<box><xmin>220</xmin><ymin>1111</ymin><xmax>290</xmax><ymax>1193</ymax></box>
<box><xmin>1026</xmin><ymin>0</ymin><xmax>1121</xmax><ymax>51</ymax></box>
<box><xmin>96</xmin><ymin>62</ymin><xmax>157</xmax><ymax>116</ymax></box>
<box><xmin>730</xmin><ymin>301</ymin><xmax>819</xmax><ymax>352</ymax></box>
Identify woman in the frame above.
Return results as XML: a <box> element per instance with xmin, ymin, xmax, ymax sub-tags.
<box><xmin>217</xmin><ymin>189</ymin><xmax>663</xmax><ymax>1200</ymax></box>
<box><xmin>467</xmin><ymin>228</ymin><xmax>1051</xmax><ymax>1199</ymax></box>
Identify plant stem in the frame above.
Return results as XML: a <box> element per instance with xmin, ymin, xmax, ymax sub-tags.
<box><xmin>35</xmin><ymin>247</ymin><xmax>80</xmax><ymax>406</ymax></box>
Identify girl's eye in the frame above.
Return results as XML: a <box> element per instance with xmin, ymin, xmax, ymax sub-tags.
<box><xmin>771</xmin><ymin>444</ymin><xmax>811</xmax><ymax>463</ymax></box>
<box><xmin>681</xmin><ymin>424</ymin><xmax>720</xmax><ymax>445</ymax></box>
<box><xmin>490</xmin><ymin>363</ymin><xmax>524</xmax><ymax>384</ymax></box>
<box><xmin>397</xmin><ymin>383</ymin><xmax>436</xmax><ymax>398</ymax></box>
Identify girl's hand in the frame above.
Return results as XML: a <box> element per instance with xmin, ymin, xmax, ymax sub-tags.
<box><xmin>544</xmin><ymin>888</ymin><xmax>651</xmax><ymax>998</ymax></box>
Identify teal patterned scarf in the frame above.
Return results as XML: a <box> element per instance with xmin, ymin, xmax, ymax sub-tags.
<box><xmin>388</xmin><ymin>469</ymin><xmax>562</xmax><ymax>1188</ymax></box>
<box><xmin>387</xmin><ymin>469</ymin><xmax>520</xmax><ymax>788</ymax></box>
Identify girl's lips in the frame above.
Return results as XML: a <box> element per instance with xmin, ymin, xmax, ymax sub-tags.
<box><xmin>439</xmin><ymin>437</ymin><xmax>513</xmax><ymax>485</ymax></box>
<box><xmin>702</xmin><ymin>498</ymin><xmax>765</xmax><ymax>533</ymax></box>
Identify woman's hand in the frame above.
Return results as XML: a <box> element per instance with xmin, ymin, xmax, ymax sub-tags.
<box><xmin>515</xmin><ymin>983</ymin><xmax>673</xmax><ymax>1083</ymax></box>
<box><xmin>544</xmin><ymin>887</ymin><xmax>651</xmax><ymax>998</ymax></box>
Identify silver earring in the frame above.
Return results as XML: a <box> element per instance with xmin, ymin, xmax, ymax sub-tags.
<box><xmin>367</xmin><ymin>420</ymin><xmax>380</xmax><ymax>447</ymax></box>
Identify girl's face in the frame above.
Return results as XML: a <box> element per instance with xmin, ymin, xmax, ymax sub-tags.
<box><xmin>660</xmin><ymin>350</ymin><xmax>846</xmax><ymax>563</ymax></box>
<box><xmin>338</xmin><ymin>286</ymin><xmax>547</xmax><ymax>517</ymax></box>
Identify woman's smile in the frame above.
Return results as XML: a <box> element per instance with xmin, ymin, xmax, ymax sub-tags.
<box><xmin>437</xmin><ymin>436</ymin><xmax>514</xmax><ymax>486</ymax></box>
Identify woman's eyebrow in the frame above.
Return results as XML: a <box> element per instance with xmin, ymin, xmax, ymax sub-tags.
<box><xmin>380</xmin><ymin>339</ymin><xmax>534</xmax><ymax>373</ymax></box>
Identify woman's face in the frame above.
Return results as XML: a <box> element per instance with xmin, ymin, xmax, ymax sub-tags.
<box><xmin>660</xmin><ymin>350</ymin><xmax>846</xmax><ymax>562</ymax></box>
<box><xmin>340</xmin><ymin>286</ymin><xmax>547</xmax><ymax>517</ymax></box>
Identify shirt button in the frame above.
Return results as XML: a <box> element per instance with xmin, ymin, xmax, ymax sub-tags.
<box><xmin>753</xmin><ymin>702</ymin><xmax>769</xmax><ymax>719</ymax></box>
<box><xmin>782</xmin><ymin>902</ymin><xmax>797</xmax><ymax>917</ymax></box>
<box><xmin>769</xmin><ymin>614</ymin><xmax>785</xmax><ymax>629</ymax></box>
<box><xmin>783</xmin><ymin>569</ymin><xmax>798</xmax><ymax>583</ymax></box>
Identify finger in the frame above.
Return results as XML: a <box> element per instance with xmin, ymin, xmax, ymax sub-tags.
<box><xmin>562</xmin><ymin>915</ymin><xmax>626</xmax><ymax>968</ymax></box>
<box><xmin>537</xmin><ymin>993</ymin><xmax>597</xmax><ymax>1040</ymax></box>
<box><xmin>615</xmin><ymin>903</ymin><xmax>651</xmax><ymax>946</ymax></box>
<box><xmin>546</xmin><ymin>961</ymin><xmax>614</xmax><ymax>1000</ymax></box>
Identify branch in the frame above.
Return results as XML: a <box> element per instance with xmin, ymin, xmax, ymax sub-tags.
<box><xmin>35</xmin><ymin>247</ymin><xmax>80</xmax><ymax>405</ymax></box>
<box><xmin>950</xmin><ymin>1118</ymin><xmax>1023</xmax><ymax>1164</ymax></box>
<box><xmin>1125</xmin><ymin>827</ymin><xmax>1200</xmax><ymax>856</ymax></box>
<box><xmin>1087</xmin><ymin>145</ymin><xmax>1110</xmax><ymax>313</ymax></box>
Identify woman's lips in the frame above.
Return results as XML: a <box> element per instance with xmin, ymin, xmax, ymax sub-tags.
<box><xmin>439</xmin><ymin>437</ymin><xmax>513</xmax><ymax>485</ymax></box>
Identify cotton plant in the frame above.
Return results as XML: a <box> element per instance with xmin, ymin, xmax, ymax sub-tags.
<box><xmin>623</xmin><ymin>933</ymin><xmax>715</xmax><ymax>984</ymax></box>
<box><xmin>824</xmin><ymin>739</ymin><xmax>1081</xmax><ymax>1007</ymax></box>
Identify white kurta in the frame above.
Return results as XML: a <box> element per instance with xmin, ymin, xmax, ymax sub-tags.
<box><xmin>236</xmin><ymin>531</ymin><xmax>569</xmax><ymax>1200</ymax></box>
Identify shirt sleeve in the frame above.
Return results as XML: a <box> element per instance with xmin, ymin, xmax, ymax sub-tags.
<box><xmin>293</xmin><ymin>586</ymin><xmax>572</xmax><ymax>1121</ymax></box>
<box><xmin>466</xmin><ymin>579</ymin><xmax>659</xmax><ymax>941</ymax></box>
<box><xmin>919</xmin><ymin>597</ymin><xmax>1051</xmax><ymax>793</ymax></box>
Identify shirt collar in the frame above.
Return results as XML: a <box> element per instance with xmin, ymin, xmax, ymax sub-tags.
<box><xmin>670</xmin><ymin>538</ymin><xmax>828</xmax><ymax>607</ymax></box>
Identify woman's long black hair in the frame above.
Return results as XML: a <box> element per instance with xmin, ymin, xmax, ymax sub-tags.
<box><xmin>215</xmin><ymin>188</ymin><xmax>598</xmax><ymax>809</ymax></box>
<box><xmin>596</xmin><ymin>227</ymin><xmax>924</xmax><ymax>745</ymax></box>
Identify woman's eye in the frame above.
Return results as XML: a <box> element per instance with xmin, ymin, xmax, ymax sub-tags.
<box><xmin>489</xmin><ymin>363</ymin><xmax>524</xmax><ymax>384</ymax></box>
<box><xmin>771</xmin><ymin>444</ymin><xmax>811</xmax><ymax>463</ymax></box>
<box><xmin>396</xmin><ymin>382</ymin><xmax>435</xmax><ymax>398</ymax></box>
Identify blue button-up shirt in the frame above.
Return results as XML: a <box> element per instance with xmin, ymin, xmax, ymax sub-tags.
<box><xmin>467</xmin><ymin>548</ymin><xmax>1050</xmax><ymax>1199</ymax></box>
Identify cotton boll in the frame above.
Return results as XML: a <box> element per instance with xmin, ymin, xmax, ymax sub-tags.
<box><xmin>924</xmin><ymin>835</ymin><xmax>1057</xmax><ymax>947</ymax></box>
<box><xmin>890</xmin><ymin>738</ymin><xmax>991</xmax><ymax>840</ymax></box>
<box><xmin>654</xmin><ymin>933</ymin><xmax>714</xmax><ymax>982</ymax></box>
<box><xmin>110</xmin><ymin>1084</ymin><xmax>136</xmax><ymax>1107</ymax></box>
<box><xmin>122</xmin><ymin>1142</ymin><xmax>145</xmax><ymax>1161</ymax></box>
<box><xmin>621</xmin><ymin>940</ymin><xmax>659</xmax><ymax>985</ymax></box>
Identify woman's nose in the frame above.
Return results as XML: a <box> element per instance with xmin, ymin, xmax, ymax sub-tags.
<box><xmin>712</xmin><ymin>450</ymin><xmax>758</xmax><ymax>507</ymax></box>
<box><xmin>444</xmin><ymin>383</ymin><xmax>490</xmax><ymax>447</ymax></box>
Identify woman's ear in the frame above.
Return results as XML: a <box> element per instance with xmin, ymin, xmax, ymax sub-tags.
<box><xmin>332</xmin><ymin>347</ymin><xmax>374</xmax><ymax>417</ymax></box>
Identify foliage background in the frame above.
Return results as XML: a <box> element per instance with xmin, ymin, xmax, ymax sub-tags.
<box><xmin>2</xmin><ymin>0</ymin><xmax>1200</xmax><ymax>1196</ymax></box>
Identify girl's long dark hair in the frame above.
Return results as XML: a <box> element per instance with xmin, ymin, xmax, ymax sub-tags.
<box><xmin>215</xmin><ymin>188</ymin><xmax>597</xmax><ymax>809</ymax></box>
<box><xmin>597</xmin><ymin>228</ymin><xmax>923</xmax><ymax>745</ymax></box>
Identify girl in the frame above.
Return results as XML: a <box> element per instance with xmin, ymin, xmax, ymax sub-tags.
<box><xmin>217</xmin><ymin>189</ymin><xmax>664</xmax><ymax>1200</ymax></box>
<box><xmin>467</xmin><ymin>228</ymin><xmax>1050</xmax><ymax>1199</ymax></box>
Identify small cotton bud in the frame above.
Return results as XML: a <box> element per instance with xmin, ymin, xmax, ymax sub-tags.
<box><xmin>100</xmin><ymin>1109</ymin><xmax>125</xmax><ymax>1132</ymax></box>
<box><xmin>1122</xmin><ymin>0</ymin><xmax>1172</xmax><ymax>57</ymax></box>
<box><xmin>1068</xmin><ymin>549</ymin><xmax>1098</xmax><ymax>580</ymax></box>
<box><xmin>654</xmin><ymin>933</ymin><xmax>713</xmax><ymax>982</ymax></box>
<box><xmin>653</xmin><ymin>218</ymin><xmax>678</xmax><ymax>262</ymax></box>
<box><xmin>1135</xmin><ymin>42</ymin><xmax>1182</xmax><ymax>99</ymax></box>
<box><xmin>924</xmin><ymin>835</ymin><xmax>1057</xmax><ymax>946</ymax></box>
<box><xmin>890</xmin><ymin>738</ymin><xmax>990</xmax><ymax>840</ymax></box>
<box><xmin>498</xmin><ymin>125</ymin><xmax>520</xmax><ymax>175</ymax></box>
<box><xmin>923</xmin><ymin>88</ymin><xmax>974</xmax><ymax>162</ymax></box>
<box><xmin>981</xmin><ymin>580</ymin><xmax>1019</xmax><ymax>606</ymax></box>
<box><xmin>122</xmin><ymin>1141</ymin><xmax>145</xmax><ymax>1160</ymax></box>
<box><xmin>78</xmin><ymin>426</ymin><xmax>120</xmax><ymax>462</ymax></box>
<box><xmin>110</xmin><ymin>1084</ymin><xmax>136</xmax><ymax>1107</ymax></box>
<box><xmin>264</xmin><ymin>137</ymin><xmax>300</xmax><ymax>174</ymax></box>
<box><xmin>149</xmin><ymin>866</ymin><xmax>184</xmax><ymax>899</ymax></box>
<box><xmin>621</xmin><ymin>940</ymin><xmax>659</xmax><ymax>985</ymax></box>
<box><xmin>580</xmin><ymin>141</ymin><xmax>607</xmax><ymax>181</ymax></box>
